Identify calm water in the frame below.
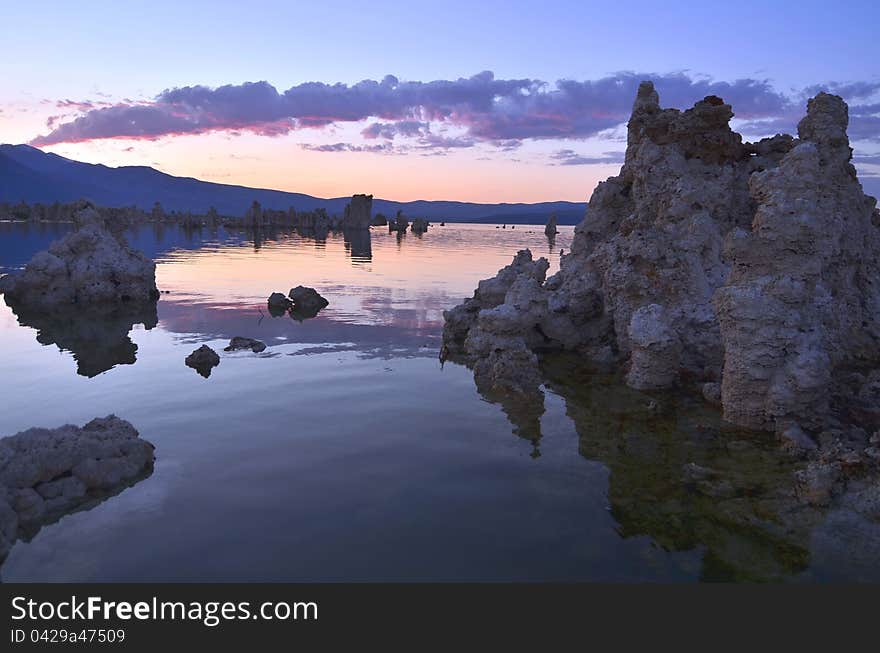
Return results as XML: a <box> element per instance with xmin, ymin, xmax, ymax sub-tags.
<box><xmin>0</xmin><ymin>222</ymin><xmax>874</xmax><ymax>582</ymax></box>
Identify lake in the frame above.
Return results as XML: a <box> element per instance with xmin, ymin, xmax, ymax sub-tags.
<box><xmin>0</xmin><ymin>221</ymin><xmax>874</xmax><ymax>582</ymax></box>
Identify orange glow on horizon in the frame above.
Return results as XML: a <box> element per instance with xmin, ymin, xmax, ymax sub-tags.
<box><xmin>32</xmin><ymin>131</ymin><xmax>618</xmax><ymax>205</ymax></box>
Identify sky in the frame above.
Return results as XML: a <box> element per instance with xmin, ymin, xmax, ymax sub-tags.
<box><xmin>1</xmin><ymin>0</ymin><xmax>878</xmax><ymax>202</ymax></box>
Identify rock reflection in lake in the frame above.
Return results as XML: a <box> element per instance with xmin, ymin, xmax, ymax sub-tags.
<box><xmin>4</xmin><ymin>296</ymin><xmax>158</xmax><ymax>377</ymax></box>
<box><xmin>17</xmin><ymin>221</ymin><xmax>865</xmax><ymax>581</ymax></box>
<box><xmin>343</xmin><ymin>228</ymin><xmax>372</xmax><ymax>261</ymax></box>
<box><xmin>464</xmin><ymin>351</ymin><xmax>825</xmax><ymax>581</ymax></box>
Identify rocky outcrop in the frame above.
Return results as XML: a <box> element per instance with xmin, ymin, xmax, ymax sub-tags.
<box><xmin>411</xmin><ymin>217</ymin><xmax>429</xmax><ymax>233</ymax></box>
<box><xmin>0</xmin><ymin>416</ymin><xmax>155</xmax><ymax>560</ymax></box>
<box><xmin>545</xmin><ymin>214</ymin><xmax>558</xmax><ymax>236</ymax></box>
<box><xmin>185</xmin><ymin>345</ymin><xmax>220</xmax><ymax>378</ymax></box>
<box><xmin>245</xmin><ymin>200</ymin><xmax>264</xmax><ymax>228</ymax></box>
<box><xmin>0</xmin><ymin>201</ymin><xmax>159</xmax><ymax>309</ymax></box>
<box><xmin>297</xmin><ymin>208</ymin><xmax>331</xmax><ymax>235</ymax></box>
<box><xmin>714</xmin><ymin>94</ymin><xmax>880</xmax><ymax>430</ymax></box>
<box><xmin>441</xmin><ymin>250</ymin><xmax>550</xmax><ymax>398</ymax></box>
<box><xmin>224</xmin><ymin>337</ymin><xmax>266</xmax><ymax>353</ymax></box>
<box><xmin>389</xmin><ymin>210</ymin><xmax>409</xmax><ymax>233</ymax></box>
<box><xmin>288</xmin><ymin>285</ymin><xmax>329</xmax><ymax>320</ymax></box>
<box><xmin>267</xmin><ymin>292</ymin><xmax>293</xmax><ymax>316</ymax></box>
<box><xmin>442</xmin><ymin>82</ymin><xmax>880</xmax><ymax>438</ymax></box>
<box><xmin>343</xmin><ymin>194</ymin><xmax>373</xmax><ymax>230</ymax></box>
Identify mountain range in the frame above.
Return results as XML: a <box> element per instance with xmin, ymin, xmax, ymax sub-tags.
<box><xmin>0</xmin><ymin>144</ymin><xmax>587</xmax><ymax>224</ymax></box>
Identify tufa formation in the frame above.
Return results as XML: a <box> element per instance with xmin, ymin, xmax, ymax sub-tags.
<box><xmin>442</xmin><ymin>82</ymin><xmax>880</xmax><ymax>436</ymax></box>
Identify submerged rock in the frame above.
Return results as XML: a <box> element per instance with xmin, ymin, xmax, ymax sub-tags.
<box><xmin>701</xmin><ymin>382</ymin><xmax>722</xmax><ymax>407</ymax></box>
<box><xmin>442</xmin><ymin>82</ymin><xmax>880</xmax><ymax>439</ymax></box>
<box><xmin>224</xmin><ymin>337</ymin><xmax>266</xmax><ymax>353</ymax></box>
<box><xmin>0</xmin><ymin>416</ymin><xmax>155</xmax><ymax>560</ymax></box>
<box><xmin>466</xmin><ymin>351</ymin><xmax>836</xmax><ymax>580</ymax></box>
<box><xmin>185</xmin><ymin>345</ymin><xmax>220</xmax><ymax>378</ymax></box>
<box><xmin>0</xmin><ymin>201</ymin><xmax>159</xmax><ymax>309</ymax></box>
<box><xmin>778</xmin><ymin>423</ymin><xmax>818</xmax><ymax>455</ymax></box>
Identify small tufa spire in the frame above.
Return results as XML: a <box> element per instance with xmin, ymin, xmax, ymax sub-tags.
<box><xmin>797</xmin><ymin>92</ymin><xmax>851</xmax><ymax>163</ymax></box>
<box><xmin>633</xmin><ymin>80</ymin><xmax>659</xmax><ymax>113</ymax></box>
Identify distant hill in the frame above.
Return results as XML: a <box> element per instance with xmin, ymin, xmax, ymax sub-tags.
<box><xmin>0</xmin><ymin>144</ymin><xmax>587</xmax><ymax>224</ymax></box>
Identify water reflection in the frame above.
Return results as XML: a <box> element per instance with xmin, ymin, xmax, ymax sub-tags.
<box><xmin>461</xmin><ymin>351</ymin><xmax>823</xmax><ymax>581</ymax></box>
<box><xmin>3</xmin><ymin>463</ymin><xmax>155</xmax><ymax>577</ymax></box>
<box><xmin>4</xmin><ymin>297</ymin><xmax>158</xmax><ymax>377</ymax></box>
<box><xmin>343</xmin><ymin>228</ymin><xmax>372</xmax><ymax>261</ymax></box>
<box><xmin>8</xmin><ymin>221</ymin><xmax>869</xmax><ymax>581</ymax></box>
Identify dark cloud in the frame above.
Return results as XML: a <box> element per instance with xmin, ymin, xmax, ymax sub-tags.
<box><xmin>361</xmin><ymin>120</ymin><xmax>428</xmax><ymax>139</ymax></box>
<box><xmin>739</xmin><ymin>86</ymin><xmax>880</xmax><ymax>143</ymax></box>
<box><xmin>802</xmin><ymin>81</ymin><xmax>880</xmax><ymax>101</ymax></box>
<box><xmin>416</xmin><ymin>133</ymin><xmax>474</xmax><ymax>149</ymax></box>
<box><xmin>56</xmin><ymin>99</ymin><xmax>96</xmax><ymax>111</ymax></box>
<box><xmin>494</xmin><ymin>139</ymin><xmax>523</xmax><ymax>151</ymax></box>
<box><xmin>300</xmin><ymin>142</ymin><xmax>393</xmax><ymax>153</ymax></box>
<box><xmin>551</xmin><ymin>149</ymin><xmax>625</xmax><ymax>166</ymax></box>
<box><xmin>30</xmin><ymin>71</ymin><xmax>792</xmax><ymax>147</ymax></box>
<box><xmin>29</xmin><ymin>71</ymin><xmax>880</xmax><ymax>149</ymax></box>
<box><xmin>848</xmin><ymin>103</ymin><xmax>880</xmax><ymax>142</ymax></box>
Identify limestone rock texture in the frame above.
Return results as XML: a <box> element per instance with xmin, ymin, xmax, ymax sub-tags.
<box><xmin>0</xmin><ymin>201</ymin><xmax>159</xmax><ymax>309</ymax></box>
<box><xmin>442</xmin><ymin>81</ymin><xmax>880</xmax><ymax>435</ymax></box>
<box><xmin>0</xmin><ymin>416</ymin><xmax>155</xmax><ymax>560</ymax></box>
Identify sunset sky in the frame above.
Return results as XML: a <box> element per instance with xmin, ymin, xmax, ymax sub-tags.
<box><xmin>1</xmin><ymin>0</ymin><xmax>878</xmax><ymax>202</ymax></box>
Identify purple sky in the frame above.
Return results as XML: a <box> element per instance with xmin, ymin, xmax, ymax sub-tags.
<box><xmin>1</xmin><ymin>0</ymin><xmax>878</xmax><ymax>201</ymax></box>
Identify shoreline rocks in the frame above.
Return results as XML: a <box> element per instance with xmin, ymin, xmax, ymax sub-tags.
<box><xmin>442</xmin><ymin>82</ymin><xmax>879</xmax><ymax>439</ymax></box>
<box><xmin>0</xmin><ymin>416</ymin><xmax>155</xmax><ymax>560</ymax></box>
<box><xmin>0</xmin><ymin>201</ymin><xmax>159</xmax><ymax>309</ymax></box>
<box><xmin>442</xmin><ymin>81</ymin><xmax>880</xmax><ymax>518</ymax></box>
